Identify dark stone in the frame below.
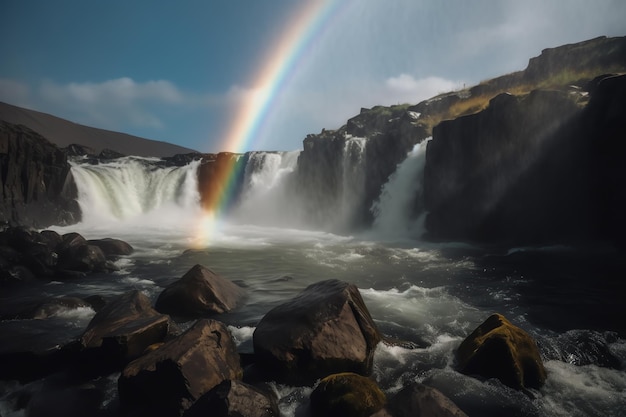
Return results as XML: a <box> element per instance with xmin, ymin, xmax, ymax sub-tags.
<box><xmin>56</xmin><ymin>233</ymin><xmax>112</xmax><ymax>272</ymax></box>
<box><xmin>388</xmin><ymin>382</ymin><xmax>468</xmax><ymax>417</ymax></box>
<box><xmin>155</xmin><ymin>264</ymin><xmax>245</xmax><ymax>317</ymax></box>
<box><xmin>456</xmin><ymin>314</ymin><xmax>546</xmax><ymax>390</ymax></box>
<box><xmin>310</xmin><ymin>372</ymin><xmax>386</xmax><ymax>417</ymax></box>
<box><xmin>0</xmin><ymin>121</ymin><xmax>80</xmax><ymax>228</ymax></box>
<box><xmin>80</xmin><ymin>290</ymin><xmax>172</xmax><ymax>365</ymax></box>
<box><xmin>119</xmin><ymin>319</ymin><xmax>242</xmax><ymax>417</ymax></box>
<box><xmin>87</xmin><ymin>237</ymin><xmax>134</xmax><ymax>258</ymax></box>
<box><xmin>183</xmin><ymin>380</ymin><xmax>279</xmax><ymax>417</ymax></box>
<box><xmin>253</xmin><ymin>279</ymin><xmax>381</xmax><ymax>385</ymax></box>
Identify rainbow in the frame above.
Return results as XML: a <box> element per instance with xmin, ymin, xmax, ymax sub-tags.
<box><xmin>194</xmin><ymin>0</ymin><xmax>350</xmax><ymax>245</ymax></box>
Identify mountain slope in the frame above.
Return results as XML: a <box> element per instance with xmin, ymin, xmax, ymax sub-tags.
<box><xmin>0</xmin><ymin>102</ymin><xmax>197</xmax><ymax>157</ymax></box>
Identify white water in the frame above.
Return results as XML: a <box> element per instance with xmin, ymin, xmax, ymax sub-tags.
<box><xmin>371</xmin><ymin>138</ymin><xmax>430</xmax><ymax>238</ymax></box>
<box><xmin>69</xmin><ymin>156</ymin><xmax>202</xmax><ymax>234</ymax></box>
<box><xmin>337</xmin><ymin>135</ymin><xmax>368</xmax><ymax>229</ymax></box>
<box><xmin>231</xmin><ymin>151</ymin><xmax>302</xmax><ymax>227</ymax></box>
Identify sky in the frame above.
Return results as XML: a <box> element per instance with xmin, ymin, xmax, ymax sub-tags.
<box><xmin>1</xmin><ymin>0</ymin><xmax>625</xmax><ymax>153</ymax></box>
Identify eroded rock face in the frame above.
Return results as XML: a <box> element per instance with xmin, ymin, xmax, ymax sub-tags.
<box><xmin>310</xmin><ymin>372</ymin><xmax>386</xmax><ymax>417</ymax></box>
<box><xmin>155</xmin><ymin>264</ymin><xmax>245</xmax><ymax>317</ymax></box>
<box><xmin>424</xmin><ymin>90</ymin><xmax>582</xmax><ymax>243</ymax></box>
<box><xmin>456</xmin><ymin>313</ymin><xmax>546</xmax><ymax>390</ymax></box>
<box><xmin>423</xmin><ymin>74</ymin><xmax>626</xmax><ymax>246</ymax></box>
<box><xmin>253</xmin><ymin>279</ymin><xmax>381</xmax><ymax>385</ymax></box>
<box><xmin>295</xmin><ymin>106</ymin><xmax>427</xmax><ymax>231</ymax></box>
<box><xmin>119</xmin><ymin>319</ymin><xmax>242</xmax><ymax>417</ymax></box>
<box><xmin>0</xmin><ymin>121</ymin><xmax>79</xmax><ymax>228</ymax></box>
<box><xmin>183</xmin><ymin>380</ymin><xmax>278</xmax><ymax>417</ymax></box>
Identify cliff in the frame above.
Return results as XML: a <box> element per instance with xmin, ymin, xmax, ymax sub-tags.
<box><xmin>0</xmin><ymin>121</ymin><xmax>80</xmax><ymax>228</ymax></box>
<box><xmin>295</xmin><ymin>105</ymin><xmax>428</xmax><ymax>230</ymax></box>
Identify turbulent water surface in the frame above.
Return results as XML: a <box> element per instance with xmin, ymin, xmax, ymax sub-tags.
<box><xmin>1</xmin><ymin>152</ymin><xmax>625</xmax><ymax>417</ymax></box>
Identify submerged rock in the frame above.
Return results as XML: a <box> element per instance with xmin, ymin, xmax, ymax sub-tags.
<box><xmin>183</xmin><ymin>379</ymin><xmax>278</xmax><ymax>417</ymax></box>
<box><xmin>388</xmin><ymin>382</ymin><xmax>468</xmax><ymax>417</ymax></box>
<box><xmin>310</xmin><ymin>372</ymin><xmax>386</xmax><ymax>417</ymax></box>
<box><xmin>456</xmin><ymin>313</ymin><xmax>546</xmax><ymax>390</ymax></box>
<box><xmin>155</xmin><ymin>264</ymin><xmax>245</xmax><ymax>317</ymax></box>
<box><xmin>253</xmin><ymin>279</ymin><xmax>381</xmax><ymax>385</ymax></box>
<box><xmin>119</xmin><ymin>319</ymin><xmax>242</xmax><ymax>417</ymax></box>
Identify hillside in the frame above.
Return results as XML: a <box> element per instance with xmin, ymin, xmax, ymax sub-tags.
<box><xmin>0</xmin><ymin>102</ymin><xmax>196</xmax><ymax>157</ymax></box>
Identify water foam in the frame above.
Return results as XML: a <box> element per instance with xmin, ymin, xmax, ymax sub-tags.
<box><xmin>371</xmin><ymin>138</ymin><xmax>430</xmax><ymax>238</ymax></box>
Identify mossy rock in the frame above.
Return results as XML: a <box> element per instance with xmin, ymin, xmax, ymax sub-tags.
<box><xmin>310</xmin><ymin>372</ymin><xmax>386</xmax><ymax>417</ymax></box>
<box><xmin>457</xmin><ymin>313</ymin><xmax>546</xmax><ymax>389</ymax></box>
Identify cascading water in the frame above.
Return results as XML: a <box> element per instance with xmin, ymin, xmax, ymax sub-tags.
<box><xmin>231</xmin><ymin>151</ymin><xmax>302</xmax><ymax>227</ymax></box>
<box><xmin>337</xmin><ymin>135</ymin><xmax>367</xmax><ymax>229</ymax></box>
<box><xmin>371</xmin><ymin>138</ymin><xmax>430</xmax><ymax>238</ymax></box>
<box><xmin>69</xmin><ymin>156</ymin><xmax>201</xmax><ymax>230</ymax></box>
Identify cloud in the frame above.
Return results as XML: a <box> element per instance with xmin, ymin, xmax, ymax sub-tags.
<box><xmin>37</xmin><ymin>77</ymin><xmax>190</xmax><ymax>129</ymax></box>
<box><xmin>0</xmin><ymin>78</ymin><xmax>32</xmax><ymax>107</ymax></box>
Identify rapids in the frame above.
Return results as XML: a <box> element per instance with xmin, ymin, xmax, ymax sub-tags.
<box><xmin>1</xmin><ymin>148</ymin><xmax>624</xmax><ymax>417</ymax></box>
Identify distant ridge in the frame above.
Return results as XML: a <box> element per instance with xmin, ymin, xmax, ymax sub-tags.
<box><xmin>0</xmin><ymin>101</ymin><xmax>197</xmax><ymax>157</ymax></box>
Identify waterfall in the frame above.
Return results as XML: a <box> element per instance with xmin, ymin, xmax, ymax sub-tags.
<box><xmin>337</xmin><ymin>135</ymin><xmax>367</xmax><ymax>229</ymax></box>
<box><xmin>371</xmin><ymin>138</ymin><xmax>430</xmax><ymax>238</ymax></box>
<box><xmin>230</xmin><ymin>151</ymin><xmax>302</xmax><ymax>227</ymax></box>
<box><xmin>70</xmin><ymin>156</ymin><xmax>201</xmax><ymax>228</ymax></box>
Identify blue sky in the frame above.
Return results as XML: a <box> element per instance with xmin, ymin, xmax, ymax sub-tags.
<box><xmin>1</xmin><ymin>0</ymin><xmax>625</xmax><ymax>152</ymax></box>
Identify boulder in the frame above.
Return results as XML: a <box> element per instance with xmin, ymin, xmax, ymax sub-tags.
<box><xmin>456</xmin><ymin>313</ymin><xmax>546</xmax><ymax>390</ymax></box>
<box><xmin>310</xmin><ymin>372</ymin><xmax>386</xmax><ymax>417</ymax></box>
<box><xmin>388</xmin><ymin>382</ymin><xmax>468</xmax><ymax>417</ymax></box>
<box><xmin>87</xmin><ymin>238</ymin><xmax>134</xmax><ymax>258</ymax></box>
<box><xmin>253</xmin><ymin>279</ymin><xmax>381</xmax><ymax>385</ymax></box>
<box><xmin>155</xmin><ymin>264</ymin><xmax>245</xmax><ymax>317</ymax></box>
<box><xmin>80</xmin><ymin>290</ymin><xmax>171</xmax><ymax>365</ymax></box>
<box><xmin>56</xmin><ymin>232</ymin><xmax>112</xmax><ymax>272</ymax></box>
<box><xmin>183</xmin><ymin>380</ymin><xmax>279</xmax><ymax>417</ymax></box>
<box><xmin>119</xmin><ymin>319</ymin><xmax>243</xmax><ymax>417</ymax></box>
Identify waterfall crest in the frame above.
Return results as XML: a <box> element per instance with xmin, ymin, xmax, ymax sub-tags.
<box><xmin>70</xmin><ymin>157</ymin><xmax>201</xmax><ymax>228</ymax></box>
<box><xmin>231</xmin><ymin>151</ymin><xmax>302</xmax><ymax>227</ymax></box>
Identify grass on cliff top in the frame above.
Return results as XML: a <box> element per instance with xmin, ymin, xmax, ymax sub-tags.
<box><xmin>418</xmin><ymin>66</ymin><xmax>625</xmax><ymax>134</ymax></box>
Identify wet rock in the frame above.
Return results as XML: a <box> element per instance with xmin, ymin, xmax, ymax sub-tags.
<box><xmin>388</xmin><ymin>382</ymin><xmax>468</xmax><ymax>417</ymax></box>
<box><xmin>119</xmin><ymin>319</ymin><xmax>242</xmax><ymax>417</ymax></box>
<box><xmin>456</xmin><ymin>313</ymin><xmax>546</xmax><ymax>390</ymax></box>
<box><xmin>80</xmin><ymin>290</ymin><xmax>171</xmax><ymax>366</ymax></box>
<box><xmin>56</xmin><ymin>232</ymin><xmax>111</xmax><ymax>272</ymax></box>
<box><xmin>253</xmin><ymin>279</ymin><xmax>381</xmax><ymax>385</ymax></box>
<box><xmin>310</xmin><ymin>372</ymin><xmax>386</xmax><ymax>417</ymax></box>
<box><xmin>155</xmin><ymin>264</ymin><xmax>245</xmax><ymax>317</ymax></box>
<box><xmin>183</xmin><ymin>379</ymin><xmax>278</xmax><ymax>417</ymax></box>
<box><xmin>87</xmin><ymin>237</ymin><xmax>134</xmax><ymax>258</ymax></box>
